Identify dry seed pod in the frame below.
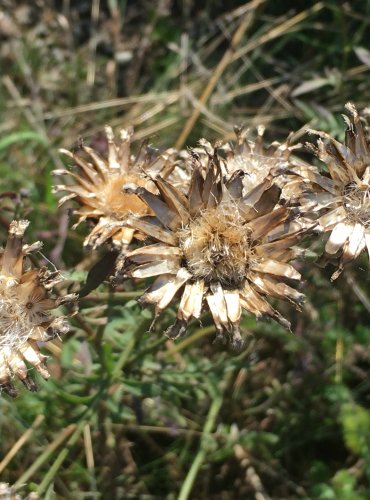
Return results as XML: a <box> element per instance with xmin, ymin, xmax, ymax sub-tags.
<box><xmin>122</xmin><ymin>142</ymin><xmax>309</xmax><ymax>349</ymax></box>
<box><xmin>54</xmin><ymin>126</ymin><xmax>178</xmax><ymax>252</ymax></box>
<box><xmin>0</xmin><ymin>482</ymin><xmax>22</xmax><ymax>500</ymax></box>
<box><xmin>0</xmin><ymin>220</ymin><xmax>73</xmax><ymax>397</ymax></box>
<box><xmin>220</xmin><ymin>126</ymin><xmax>301</xmax><ymax>194</ymax></box>
<box><xmin>301</xmin><ymin>103</ymin><xmax>370</xmax><ymax>279</ymax></box>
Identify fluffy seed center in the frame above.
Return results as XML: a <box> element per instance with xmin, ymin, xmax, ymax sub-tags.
<box><xmin>0</xmin><ymin>277</ymin><xmax>50</xmax><ymax>350</ymax></box>
<box><xmin>178</xmin><ymin>206</ymin><xmax>254</xmax><ymax>287</ymax></box>
<box><xmin>342</xmin><ymin>182</ymin><xmax>370</xmax><ymax>227</ymax></box>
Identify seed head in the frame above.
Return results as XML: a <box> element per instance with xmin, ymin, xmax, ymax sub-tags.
<box><xmin>122</xmin><ymin>142</ymin><xmax>308</xmax><ymax>349</ymax></box>
<box><xmin>301</xmin><ymin>103</ymin><xmax>370</xmax><ymax>279</ymax></box>
<box><xmin>54</xmin><ymin>126</ymin><xmax>178</xmax><ymax>252</ymax></box>
<box><xmin>0</xmin><ymin>221</ymin><xmax>73</xmax><ymax>397</ymax></box>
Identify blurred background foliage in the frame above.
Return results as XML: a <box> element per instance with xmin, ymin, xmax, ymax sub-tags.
<box><xmin>0</xmin><ymin>0</ymin><xmax>370</xmax><ymax>498</ymax></box>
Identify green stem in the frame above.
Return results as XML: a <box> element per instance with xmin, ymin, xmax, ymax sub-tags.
<box><xmin>177</xmin><ymin>394</ymin><xmax>223</xmax><ymax>500</ymax></box>
<box><xmin>36</xmin><ymin>419</ymin><xmax>87</xmax><ymax>496</ymax></box>
<box><xmin>128</xmin><ymin>336</ymin><xmax>167</xmax><ymax>364</ymax></box>
<box><xmin>165</xmin><ymin>325</ymin><xmax>216</xmax><ymax>357</ymax></box>
<box><xmin>80</xmin><ymin>291</ymin><xmax>143</xmax><ymax>301</ymax></box>
<box><xmin>23</xmin><ymin>319</ymin><xmax>144</xmax><ymax>495</ymax></box>
<box><xmin>13</xmin><ymin>424</ymin><xmax>77</xmax><ymax>488</ymax></box>
<box><xmin>112</xmin><ymin>318</ymin><xmax>150</xmax><ymax>379</ymax></box>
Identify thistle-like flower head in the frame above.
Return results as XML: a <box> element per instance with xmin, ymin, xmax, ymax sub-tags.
<box><xmin>302</xmin><ymin>103</ymin><xmax>370</xmax><ymax>279</ymax></box>
<box><xmin>0</xmin><ymin>221</ymin><xmax>72</xmax><ymax>397</ymax></box>
<box><xmin>221</xmin><ymin>126</ymin><xmax>300</xmax><ymax>193</ymax></box>
<box><xmin>53</xmin><ymin>126</ymin><xmax>177</xmax><ymax>251</ymax></box>
<box><xmin>122</xmin><ymin>144</ymin><xmax>307</xmax><ymax>349</ymax></box>
<box><xmin>0</xmin><ymin>483</ymin><xmax>21</xmax><ymax>500</ymax></box>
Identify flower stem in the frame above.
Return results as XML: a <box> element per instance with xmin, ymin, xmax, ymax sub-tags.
<box><xmin>177</xmin><ymin>394</ymin><xmax>223</xmax><ymax>500</ymax></box>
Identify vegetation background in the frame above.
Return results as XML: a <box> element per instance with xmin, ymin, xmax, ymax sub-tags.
<box><xmin>0</xmin><ymin>0</ymin><xmax>370</xmax><ymax>498</ymax></box>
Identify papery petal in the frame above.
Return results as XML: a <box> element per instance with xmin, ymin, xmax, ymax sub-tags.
<box><xmin>130</xmin><ymin>260</ymin><xmax>179</xmax><ymax>278</ymax></box>
<box><xmin>342</xmin><ymin>222</ymin><xmax>365</xmax><ymax>263</ymax></box>
<box><xmin>250</xmin><ymin>273</ymin><xmax>304</xmax><ymax>305</ymax></box>
<box><xmin>325</xmin><ymin>222</ymin><xmax>352</xmax><ymax>255</ymax></box>
<box><xmin>178</xmin><ymin>279</ymin><xmax>205</xmax><ymax>321</ymax></box>
<box><xmin>155</xmin><ymin>268</ymin><xmax>191</xmax><ymax>312</ymax></box>
<box><xmin>126</xmin><ymin>217</ymin><xmax>177</xmax><ymax>245</ymax></box>
<box><xmin>318</xmin><ymin>206</ymin><xmax>347</xmax><ymax>232</ymax></box>
<box><xmin>250</xmin><ymin>259</ymin><xmax>301</xmax><ymax>280</ymax></box>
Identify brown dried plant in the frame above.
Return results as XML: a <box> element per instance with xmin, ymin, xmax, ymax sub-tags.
<box><xmin>298</xmin><ymin>103</ymin><xmax>370</xmax><ymax>279</ymax></box>
<box><xmin>53</xmin><ymin>126</ymin><xmax>178</xmax><ymax>252</ymax></box>
<box><xmin>221</xmin><ymin>126</ymin><xmax>300</xmax><ymax>193</ymax></box>
<box><xmin>0</xmin><ymin>221</ymin><xmax>73</xmax><ymax>397</ymax></box>
<box><xmin>121</xmin><ymin>143</ymin><xmax>308</xmax><ymax>349</ymax></box>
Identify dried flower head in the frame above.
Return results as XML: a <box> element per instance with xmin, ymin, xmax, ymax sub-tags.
<box><xmin>122</xmin><ymin>145</ymin><xmax>307</xmax><ymax>349</ymax></box>
<box><xmin>0</xmin><ymin>221</ymin><xmax>72</xmax><ymax>397</ymax></box>
<box><xmin>302</xmin><ymin>103</ymin><xmax>370</xmax><ymax>279</ymax></box>
<box><xmin>0</xmin><ymin>482</ymin><xmax>23</xmax><ymax>500</ymax></box>
<box><xmin>53</xmin><ymin>126</ymin><xmax>177</xmax><ymax>251</ymax></box>
<box><xmin>221</xmin><ymin>126</ymin><xmax>300</xmax><ymax>193</ymax></box>
<box><xmin>0</xmin><ymin>482</ymin><xmax>22</xmax><ymax>500</ymax></box>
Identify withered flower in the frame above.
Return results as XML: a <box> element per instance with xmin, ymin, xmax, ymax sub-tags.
<box><xmin>221</xmin><ymin>126</ymin><xmax>301</xmax><ymax>194</ymax></box>
<box><xmin>123</xmin><ymin>145</ymin><xmax>307</xmax><ymax>349</ymax></box>
<box><xmin>53</xmin><ymin>126</ymin><xmax>177</xmax><ymax>251</ymax></box>
<box><xmin>0</xmin><ymin>221</ymin><xmax>72</xmax><ymax>397</ymax></box>
<box><xmin>0</xmin><ymin>483</ymin><xmax>21</xmax><ymax>500</ymax></box>
<box><xmin>301</xmin><ymin>103</ymin><xmax>370</xmax><ymax>279</ymax></box>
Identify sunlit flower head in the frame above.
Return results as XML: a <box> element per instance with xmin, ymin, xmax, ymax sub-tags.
<box><xmin>0</xmin><ymin>221</ymin><xmax>73</xmax><ymax>397</ymax></box>
<box><xmin>220</xmin><ymin>125</ymin><xmax>300</xmax><ymax>193</ymax></box>
<box><xmin>53</xmin><ymin>126</ymin><xmax>177</xmax><ymax>252</ymax></box>
<box><xmin>122</xmin><ymin>143</ymin><xmax>307</xmax><ymax>349</ymax></box>
<box><xmin>301</xmin><ymin>103</ymin><xmax>370</xmax><ymax>279</ymax></box>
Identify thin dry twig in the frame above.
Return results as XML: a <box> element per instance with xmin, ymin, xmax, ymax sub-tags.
<box><xmin>175</xmin><ymin>2</ymin><xmax>263</xmax><ymax>149</ymax></box>
<box><xmin>13</xmin><ymin>424</ymin><xmax>77</xmax><ymax>488</ymax></box>
<box><xmin>231</xmin><ymin>2</ymin><xmax>325</xmax><ymax>62</ymax></box>
<box><xmin>86</xmin><ymin>0</ymin><xmax>100</xmax><ymax>86</ymax></box>
<box><xmin>42</xmin><ymin>91</ymin><xmax>180</xmax><ymax>119</ymax></box>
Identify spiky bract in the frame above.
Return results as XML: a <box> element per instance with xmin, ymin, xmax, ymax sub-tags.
<box><xmin>221</xmin><ymin>126</ymin><xmax>301</xmax><ymax>194</ymax></box>
<box><xmin>0</xmin><ymin>221</ymin><xmax>72</xmax><ymax>397</ymax></box>
<box><xmin>300</xmin><ymin>103</ymin><xmax>370</xmax><ymax>279</ymax></box>
<box><xmin>54</xmin><ymin>126</ymin><xmax>177</xmax><ymax>251</ymax></box>
<box><xmin>123</xmin><ymin>144</ymin><xmax>307</xmax><ymax>349</ymax></box>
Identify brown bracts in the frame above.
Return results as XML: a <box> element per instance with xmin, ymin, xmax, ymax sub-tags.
<box><xmin>122</xmin><ymin>144</ymin><xmax>308</xmax><ymax>349</ymax></box>
<box><xmin>53</xmin><ymin>126</ymin><xmax>177</xmax><ymax>252</ymax></box>
<box><xmin>301</xmin><ymin>103</ymin><xmax>370</xmax><ymax>279</ymax></box>
<box><xmin>220</xmin><ymin>126</ymin><xmax>300</xmax><ymax>194</ymax></box>
<box><xmin>0</xmin><ymin>221</ymin><xmax>73</xmax><ymax>397</ymax></box>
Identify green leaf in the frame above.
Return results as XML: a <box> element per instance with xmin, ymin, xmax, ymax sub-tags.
<box><xmin>0</xmin><ymin>131</ymin><xmax>47</xmax><ymax>151</ymax></box>
<box><xmin>292</xmin><ymin>77</ymin><xmax>335</xmax><ymax>97</ymax></box>
<box><xmin>354</xmin><ymin>46</ymin><xmax>370</xmax><ymax>67</ymax></box>
<box><xmin>311</xmin><ymin>483</ymin><xmax>336</xmax><ymax>499</ymax></box>
<box><xmin>340</xmin><ymin>403</ymin><xmax>370</xmax><ymax>456</ymax></box>
<box><xmin>332</xmin><ymin>470</ymin><xmax>364</xmax><ymax>500</ymax></box>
